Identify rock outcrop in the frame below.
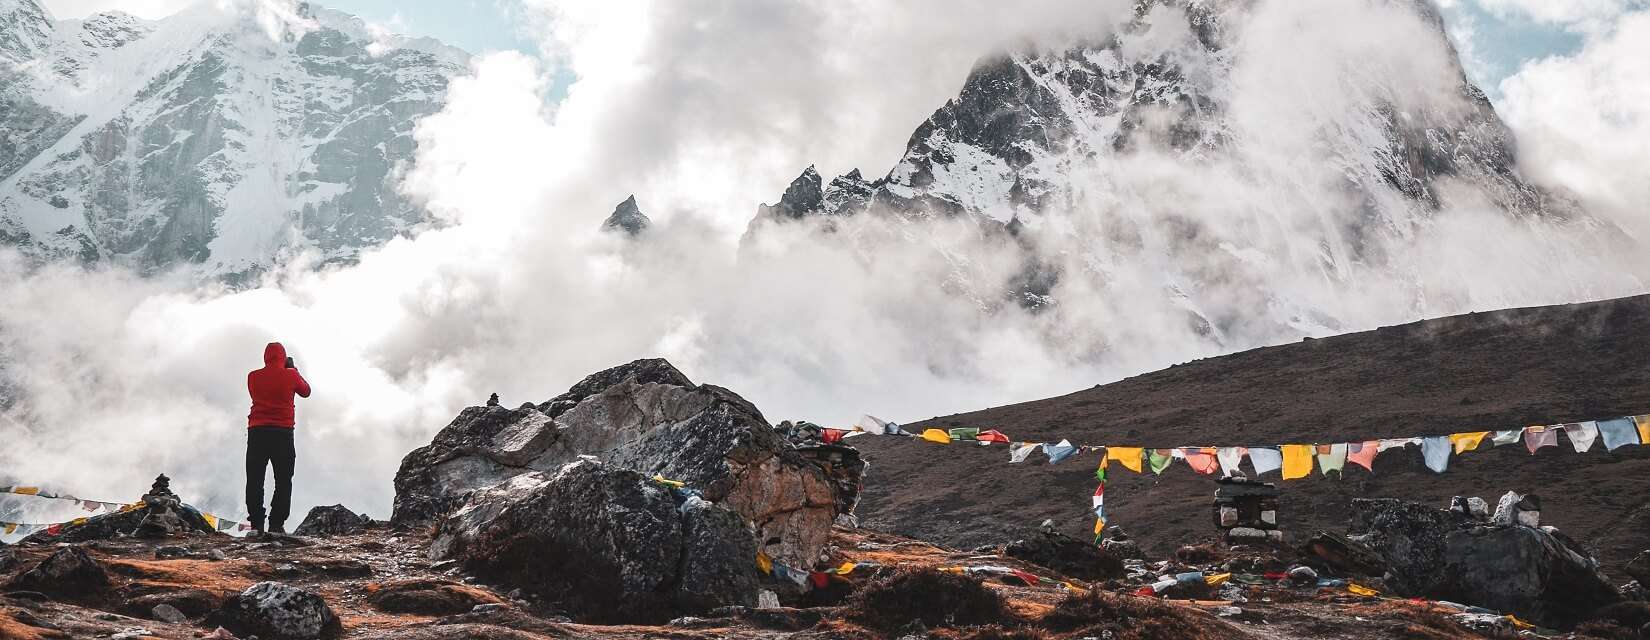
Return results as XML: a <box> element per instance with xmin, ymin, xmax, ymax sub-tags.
<box><xmin>294</xmin><ymin>505</ymin><xmax>374</xmax><ymax>537</ymax></box>
<box><xmin>393</xmin><ymin>358</ymin><xmax>854</xmax><ymax>569</ymax></box>
<box><xmin>4</xmin><ymin>546</ymin><xmax>109</xmax><ymax>597</ymax></box>
<box><xmin>429</xmin><ymin>460</ymin><xmax>758</xmax><ymax>623</ymax></box>
<box><xmin>1349</xmin><ymin>497</ymin><xmax>1622</xmax><ymax>627</ymax></box>
<box><xmin>207</xmin><ymin>581</ymin><xmax>342</xmax><ymax>640</ymax></box>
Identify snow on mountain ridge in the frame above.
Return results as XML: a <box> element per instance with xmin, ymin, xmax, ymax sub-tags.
<box><xmin>741</xmin><ymin>0</ymin><xmax>1614</xmax><ymax>346</ymax></box>
<box><xmin>0</xmin><ymin>1</ymin><xmax>469</xmax><ymax>276</ymax></box>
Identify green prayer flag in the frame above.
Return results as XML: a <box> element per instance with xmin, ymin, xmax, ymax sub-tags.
<box><xmin>1148</xmin><ymin>449</ymin><xmax>1173</xmax><ymax>474</ymax></box>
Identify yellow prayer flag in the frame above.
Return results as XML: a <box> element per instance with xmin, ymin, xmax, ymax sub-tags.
<box><xmin>1093</xmin><ymin>517</ymin><xmax>1106</xmax><ymax>535</ymax></box>
<box><xmin>1634</xmin><ymin>415</ymin><xmax>1650</xmax><ymax>445</ymax></box>
<box><xmin>652</xmin><ymin>475</ymin><xmax>685</xmax><ymax>488</ymax></box>
<box><xmin>940</xmin><ymin>566</ymin><xmax>964</xmax><ymax>574</ymax></box>
<box><xmin>921</xmin><ymin>429</ymin><xmax>952</xmax><ymax>444</ymax></box>
<box><xmin>204</xmin><ymin>513</ymin><xmax>219</xmax><ymax>529</ymax></box>
<box><xmin>1449</xmin><ymin>431</ymin><xmax>1490</xmax><ymax>454</ymax></box>
<box><xmin>3</xmin><ymin>523</ymin><xmax>15</xmax><ymax>534</ymax></box>
<box><xmin>1062</xmin><ymin>581</ymin><xmax>1086</xmax><ymax>594</ymax></box>
<box><xmin>1205</xmin><ymin>573</ymin><xmax>1231</xmax><ymax>587</ymax></box>
<box><xmin>14</xmin><ymin>487</ymin><xmax>39</xmax><ymax>495</ymax></box>
<box><xmin>1281</xmin><ymin>445</ymin><xmax>1314</xmax><ymax>480</ymax></box>
<box><xmin>1506</xmin><ymin>615</ymin><xmax>1534</xmax><ymax>629</ymax></box>
<box><xmin>756</xmin><ymin>552</ymin><xmax>773</xmax><ymax>575</ymax></box>
<box><xmin>1347</xmin><ymin>583</ymin><xmax>1379</xmax><ymax>597</ymax></box>
<box><xmin>1109</xmin><ymin>447</ymin><xmax>1144</xmax><ymax>473</ymax></box>
<box><xmin>835</xmin><ymin>562</ymin><xmax>856</xmax><ymax>575</ymax></box>
<box><xmin>70</xmin><ymin>518</ymin><xmax>87</xmax><ymax>526</ymax></box>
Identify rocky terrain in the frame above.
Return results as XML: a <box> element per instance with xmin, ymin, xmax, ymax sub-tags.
<box><xmin>3</xmin><ymin>348</ymin><xmax>1648</xmax><ymax>639</ymax></box>
<box><xmin>0</xmin><ymin>0</ymin><xmax>465</xmax><ymax>276</ymax></box>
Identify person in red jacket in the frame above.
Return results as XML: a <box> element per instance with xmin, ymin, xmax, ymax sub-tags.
<box><xmin>246</xmin><ymin>342</ymin><xmax>311</xmax><ymax>533</ymax></box>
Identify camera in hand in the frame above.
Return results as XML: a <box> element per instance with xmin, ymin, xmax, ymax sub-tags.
<box><xmin>285</xmin><ymin>356</ymin><xmax>295</xmax><ymax>369</ymax></box>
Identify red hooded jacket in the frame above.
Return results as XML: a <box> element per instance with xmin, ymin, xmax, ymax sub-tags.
<box><xmin>247</xmin><ymin>342</ymin><xmax>311</xmax><ymax>428</ymax></box>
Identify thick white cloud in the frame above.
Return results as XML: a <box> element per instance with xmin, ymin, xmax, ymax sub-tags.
<box><xmin>1476</xmin><ymin>0</ymin><xmax>1647</xmax><ymax>32</ymax></box>
<box><xmin>3</xmin><ymin>0</ymin><xmax>1647</xmax><ymax>533</ymax></box>
<box><xmin>1498</xmin><ymin>9</ymin><xmax>1650</xmax><ymax>239</ymax></box>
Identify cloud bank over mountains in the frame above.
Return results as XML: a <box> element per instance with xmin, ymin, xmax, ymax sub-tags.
<box><xmin>3</xmin><ymin>0</ymin><xmax>1646</xmax><ymax>525</ymax></box>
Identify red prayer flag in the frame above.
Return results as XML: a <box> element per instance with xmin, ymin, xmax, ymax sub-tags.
<box><xmin>809</xmin><ymin>571</ymin><xmax>830</xmax><ymax>588</ymax></box>
<box><xmin>821</xmin><ymin>429</ymin><xmax>846</xmax><ymax>444</ymax></box>
<box><xmin>1347</xmin><ymin>440</ymin><xmax>1379</xmax><ymax>471</ymax></box>
<box><xmin>976</xmin><ymin>430</ymin><xmax>1011</xmax><ymax>444</ymax></box>
<box><xmin>1183</xmin><ymin>448</ymin><xmax>1220</xmax><ymax>474</ymax></box>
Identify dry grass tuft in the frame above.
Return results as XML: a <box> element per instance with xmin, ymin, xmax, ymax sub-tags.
<box><xmin>844</xmin><ymin>567</ymin><xmax>1011</xmax><ymax>632</ymax></box>
<box><xmin>1038</xmin><ymin>590</ymin><xmax>1239</xmax><ymax>640</ymax></box>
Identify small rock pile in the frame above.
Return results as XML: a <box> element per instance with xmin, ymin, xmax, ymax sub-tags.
<box><xmin>19</xmin><ymin>474</ymin><xmax>219</xmax><ymax>543</ymax></box>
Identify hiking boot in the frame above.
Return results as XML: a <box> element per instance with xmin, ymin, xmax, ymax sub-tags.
<box><xmin>250</xmin><ymin>519</ymin><xmax>266</xmax><ymax>533</ymax></box>
<box><xmin>269</xmin><ymin>522</ymin><xmax>286</xmax><ymax>534</ymax></box>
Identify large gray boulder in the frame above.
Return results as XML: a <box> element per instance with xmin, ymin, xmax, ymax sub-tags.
<box><xmin>429</xmin><ymin>460</ymin><xmax>758</xmax><ymax>623</ymax></box>
<box><xmin>1350</xmin><ymin>498</ymin><xmax>1622</xmax><ymax>627</ymax></box>
<box><xmin>393</xmin><ymin>358</ymin><xmax>850</xmax><ymax>568</ymax></box>
<box><xmin>207</xmin><ymin>582</ymin><xmax>342</xmax><ymax>640</ymax></box>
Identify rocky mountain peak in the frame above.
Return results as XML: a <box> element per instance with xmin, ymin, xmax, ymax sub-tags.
<box><xmin>0</xmin><ymin>1</ymin><xmax>470</xmax><ymax>276</ymax></box>
<box><xmin>0</xmin><ymin>0</ymin><xmax>52</xmax><ymax>64</ymax></box>
<box><xmin>601</xmin><ymin>194</ymin><xmax>651</xmax><ymax>237</ymax></box>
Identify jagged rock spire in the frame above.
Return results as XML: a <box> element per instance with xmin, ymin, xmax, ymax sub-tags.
<box><xmin>601</xmin><ymin>195</ymin><xmax>651</xmax><ymax>236</ymax></box>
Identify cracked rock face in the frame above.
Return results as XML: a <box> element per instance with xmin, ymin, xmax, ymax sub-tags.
<box><xmin>430</xmin><ymin>460</ymin><xmax>757</xmax><ymax>623</ymax></box>
<box><xmin>393</xmin><ymin>358</ymin><xmax>850</xmax><ymax>570</ymax></box>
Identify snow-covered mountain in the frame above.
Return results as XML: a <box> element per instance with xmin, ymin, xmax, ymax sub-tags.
<box><xmin>0</xmin><ymin>0</ymin><xmax>466</xmax><ymax>276</ymax></box>
<box><xmin>742</xmin><ymin>0</ymin><xmax>1593</xmax><ymax>325</ymax></box>
<box><xmin>754</xmin><ymin>1</ymin><xmax>1556</xmax><ymax>227</ymax></box>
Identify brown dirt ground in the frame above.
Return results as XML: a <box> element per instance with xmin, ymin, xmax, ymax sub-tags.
<box><xmin>854</xmin><ymin>294</ymin><xmax>1650</xmax><ymax>571</ymax></box>
<box><xmin>0</xmin><ymin>526</ymin><xmax>1537</xmax><ymax>639</ymax></box>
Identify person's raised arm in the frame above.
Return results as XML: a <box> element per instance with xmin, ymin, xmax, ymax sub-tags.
<box><xmin>291</xmin><ymin>368</ymin><xmax>311</xmax><ymax>398</ymax></box>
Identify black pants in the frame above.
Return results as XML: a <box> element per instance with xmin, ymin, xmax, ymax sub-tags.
<box><xmin>246</xmin><ymin>427</ymin><xmax>295</xmax><ymax>528</ymax></box>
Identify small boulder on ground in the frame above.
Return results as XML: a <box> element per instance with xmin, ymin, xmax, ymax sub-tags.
<box><xmin>1004</xmin><ymin>528</ymin><xmax>1125</xmax><ymax>581</ymax></box>
<box><xmin>5</xmin><ymin>546</ymin><xmax>110</xmax><ymax>597</ymax></box>
<box><xmin>0</xmin><ymin>546</ymin><xmax>17</xmax><ymax>573</ymax></box>
<box><xmin>294</xmin><ymin>505</ymin><xmax>374</xmax><ymax>537</ymax></box>
<box><xmin>120</xmin><ymin>586</ymin><xmax>225</xmax><ymax>619</ymax></box>
<box><xmin>1350</xmin><ymin>497</ymin><xmax>1621</xmax><ymax>628</ymax></box>
<box><xmin>367</xmin><ymin>578</ymin><xmax>504</xmax><ymax>615</ymax></box>
<box><xmin>207</xmin><ymin>581</ymin><xmax>342</xmax><ymax>640</ymax></box>
<box><xmin>151</xmin><ymin>603</ymin><xmax>188</xmax><ymax>623</ymax></box>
